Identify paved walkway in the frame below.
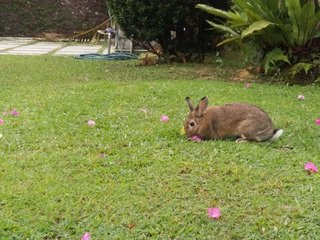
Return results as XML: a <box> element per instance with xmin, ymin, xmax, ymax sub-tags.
<box><xmin>0</xmin><ymin>37</ymin><xmax>114</xmax><ymax>56</ymax></box>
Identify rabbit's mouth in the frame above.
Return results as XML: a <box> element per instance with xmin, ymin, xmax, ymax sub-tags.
<box><xmin>186</xmin><ymin>131</ymin><xmax>201</xmax><ymax>138</ymax></box>
<box><xmin>188</xmin><ymin>135</ymin><xmax>203</xmax><ymax>142</ymax></box>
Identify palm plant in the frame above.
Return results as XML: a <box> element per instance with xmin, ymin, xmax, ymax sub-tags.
<box><xmin>196</xmin><ymin>0</ymin><xmax>320</xmax><ymax>83</ymax></box>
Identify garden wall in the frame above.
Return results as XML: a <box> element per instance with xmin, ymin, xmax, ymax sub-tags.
<box><xmin>0</xmin><ymin>0</ymin><xmax>108</xmax><ymax>37</ymax></box>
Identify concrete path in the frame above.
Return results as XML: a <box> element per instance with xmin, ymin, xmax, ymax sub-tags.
<box><xmin>0</xmin><ymin>37</ymin><xmax>113</xmax><ymax>56</ymax></box>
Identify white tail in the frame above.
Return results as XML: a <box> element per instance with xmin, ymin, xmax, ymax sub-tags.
<box><xmin>270</xmin><ymin>129</ymin><xmax>284</xmax><ymax>141</ymax></box>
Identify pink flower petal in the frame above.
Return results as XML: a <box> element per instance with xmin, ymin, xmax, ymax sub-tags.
<box><xmin>81</xmin><ymin>232</ymin><xmax>91</xmax><ymax>240</ymax></box>
<box><xmin>316</xmin><ymin>119</ymin><xmax>320</xmax><ymax>126</ymax></box>
<box><xmin>304</xmin><ymin>162</ymin><xmax>318</xmax><ymax>173</ymax></box>
<box><xmin>0</xmin><ymin>118</ymin><xmax>4</xmax><ymax>125</ymax></box>
<box><xmin>87</xmin><ymin>120</ymin><xmax>96</xmax><ymax>127</ymax></box>
<box><xmin>160</xmin><ymin>115</ymin><xmax>169</xmax><ymax>122</ymax></box>
<box><xmin>208</xmin><ymin>207</ymin><xmax>221</xmax><ymax>219</ymax></box>
<box><xmin>297</xmin><ymin>94</ymin><xmax>305</xmax><ymax>100</ymax></box>
<box><xmin>244</xmin><ymin>83</ymin><xmax>252</xmax><ymax>89</ymax></box>
<box><xmin>189</xmin><ymin>135</ymin><xmax>203</xmax><ymax>142</ymax></box>
<box><xmin>11</xmin><ymin>109</ymin><xmax>20</xmax><ymax>116</ymax></box>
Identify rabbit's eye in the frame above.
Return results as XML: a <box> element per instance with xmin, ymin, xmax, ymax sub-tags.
<box><xmin>190</xmin><ymin>122</ymin><xmax>195</xmax><ymax>127</ymax></box>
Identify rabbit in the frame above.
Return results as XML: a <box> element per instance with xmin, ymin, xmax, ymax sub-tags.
<box><xmin>184</xmin><ymin>96</ymin><xmax>283</xmax><ymax>142</ymax></box>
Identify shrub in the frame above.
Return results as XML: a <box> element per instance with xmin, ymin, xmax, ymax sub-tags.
<box><xmin>106</xmin><ymin>0</ymin><xmax>230</xmax><ymax>63</ymax></box>
<box><xmin>196</xmin><ymin>0</ymin><xmax>320</xmax><ymax>84</ymax></box>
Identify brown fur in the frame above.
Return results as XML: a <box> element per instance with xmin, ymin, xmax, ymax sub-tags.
<box><xmin>184</xmin><ymin>96</ymin><xmax>280</xmax><ymax>142</ymax></box>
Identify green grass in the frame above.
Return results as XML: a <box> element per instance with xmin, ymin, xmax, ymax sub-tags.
<box><xmin>0</xmin><ymin>55</ymin><xmax>320</xmax><ymax>239</ymax></box>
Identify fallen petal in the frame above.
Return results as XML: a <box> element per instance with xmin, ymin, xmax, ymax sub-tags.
<box><xmin>304</xmin><ymin>162</ymin><xmax>318</xmax><ymax>173</ymax></box>
<box><xmin>244</xmin><ymin>83</ymin><xmax>252</xmax><ymax>89</ymax></box>
<box><xmin>208</xmin><ymin>207</ymin><xmax>221</xmax><ymax>219</ymax></box>
<box><xmin>315</xmin><ymin>119</ymin><xmax>320</xmax><ymax>126</ymax></box>
<box><xmin>160</xmin><ymin>115</ymin><xmax>169</xmax><ymax>122</ymax></box>
<box><xmin>87</xmin><ymin>120</ymin><xmax>96</xmax><ymax>127</ymax></box>
<box><xmin>297</xmin><ymin>94</ymin><xmax>305</xmax><ymax>100</ymax></box>
<box><xmin>81</xmin><ymin>232</ymin><xmax>91</xmax><ymax>240</ymax></box>
<box><xmin>0</xmin><ymin>118</ymin><xmax>4</xmax><ymax>125</ymax></box>
<box><xmin>11</xmin><ymin>109</ymin><xmax>20</xmax><ymax>116</ymax></box>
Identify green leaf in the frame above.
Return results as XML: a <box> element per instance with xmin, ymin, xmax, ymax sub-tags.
<box><xmin>288</xmin><ymin>62</ymin><xmax>313</xmax><ymax>77</ymax></box>
<box><xmin>285</xmin><ymin>0</ymin><xmax>320</xmax><ymax>46</ymax></box>
<box><xmin>265</xmin><ymin>0</ymin><xmax>281</xmax><ymax>13</ymax></box>
<box><xmin>196</xmin><ymin>4</ymin><xmax>247</xmax><ymax>25</ymax></box>
<box><xmin>216</xmin><ymin>36</ymin><xmax>241</xmax><ymax>46</ymax></box>
<box><xmin>241</xmin><ymin>20</ymin><xmax>274</xmax><ymax>38</ymax></box>
<box><xmin>285</xmin><ymin>0</ymin><xmax>302</xmax><ymax>44</ymax></box>
<box><xmin>264</xmin><ymin>48</ymin><xmax>290</xmax><ymax>73</ymax></box>
<box><xmin>206</xmin><ymin>20</ymin><xmax>239</xmax><ymax>36</ymax></box>
<box><xmin>196</xmin><ymin>4</ymin><xmax>231</xmax><ymax>19</ymax></box>
<box><xmin>299</xmin><ymin>3</ymin><xmax>316</xmax><ymax>45</ymax></box>
<box><xmin>311</xmin><ymin>30</ymin><xmax>320</xmax><ymax>39</ymax></box>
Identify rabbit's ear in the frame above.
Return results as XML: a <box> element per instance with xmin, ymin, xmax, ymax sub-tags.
<box><xmin>195</xmin><ymin>96</ymin><xmax>208</xmax><ymax>117</ymax></box>
<box><xmin>186</xmin><ymin>97</ymin><xmax>195</xmax><ymax>112</ymax></box>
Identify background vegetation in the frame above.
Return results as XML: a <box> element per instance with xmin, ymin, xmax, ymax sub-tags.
<box><xmin>196</xmin><ymin>0</ymin><xmax>320</xmax><ymax>84</ymax></box>
<box><xmin>106</xmin><ymin>0</ymin><xmax>231</xmax><ymax>63</ymax></box>
<box><xmin>0</xmin><ymin>0</ymin><xmax>107</xmax><ymax>37</ymax></box>
<box><xmin>0</xmin><ymin>55</ymin><xmax>320</xmax><ymax>239</ymax></box>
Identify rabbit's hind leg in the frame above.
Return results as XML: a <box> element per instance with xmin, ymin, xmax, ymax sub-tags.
<box><xmin>235</xmin><ymin>135</ymin><xmax>249</xmax><ymax>143</ymax></box>
<box><xmin>255</xmin><ymin>127</ymin><xmax>274</xmax><ymax>142</ymax></box>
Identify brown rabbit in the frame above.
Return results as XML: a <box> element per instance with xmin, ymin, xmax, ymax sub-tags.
<box><xmin>184</xmin><ymin>96</ymin><xmax>283</xmax><ymax>142</ymax></box>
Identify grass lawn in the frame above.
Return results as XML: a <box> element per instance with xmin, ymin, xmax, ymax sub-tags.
<box><xmin>0</xmin><ymin>54</ymin><xmax>320</xmax><ymax>239</ymax></box>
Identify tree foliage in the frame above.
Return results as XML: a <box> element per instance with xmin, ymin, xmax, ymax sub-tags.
<box><xmin>106</xmin><ymin>0</ymin><xmax>230</xmax><ymax>62</ymax></box>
